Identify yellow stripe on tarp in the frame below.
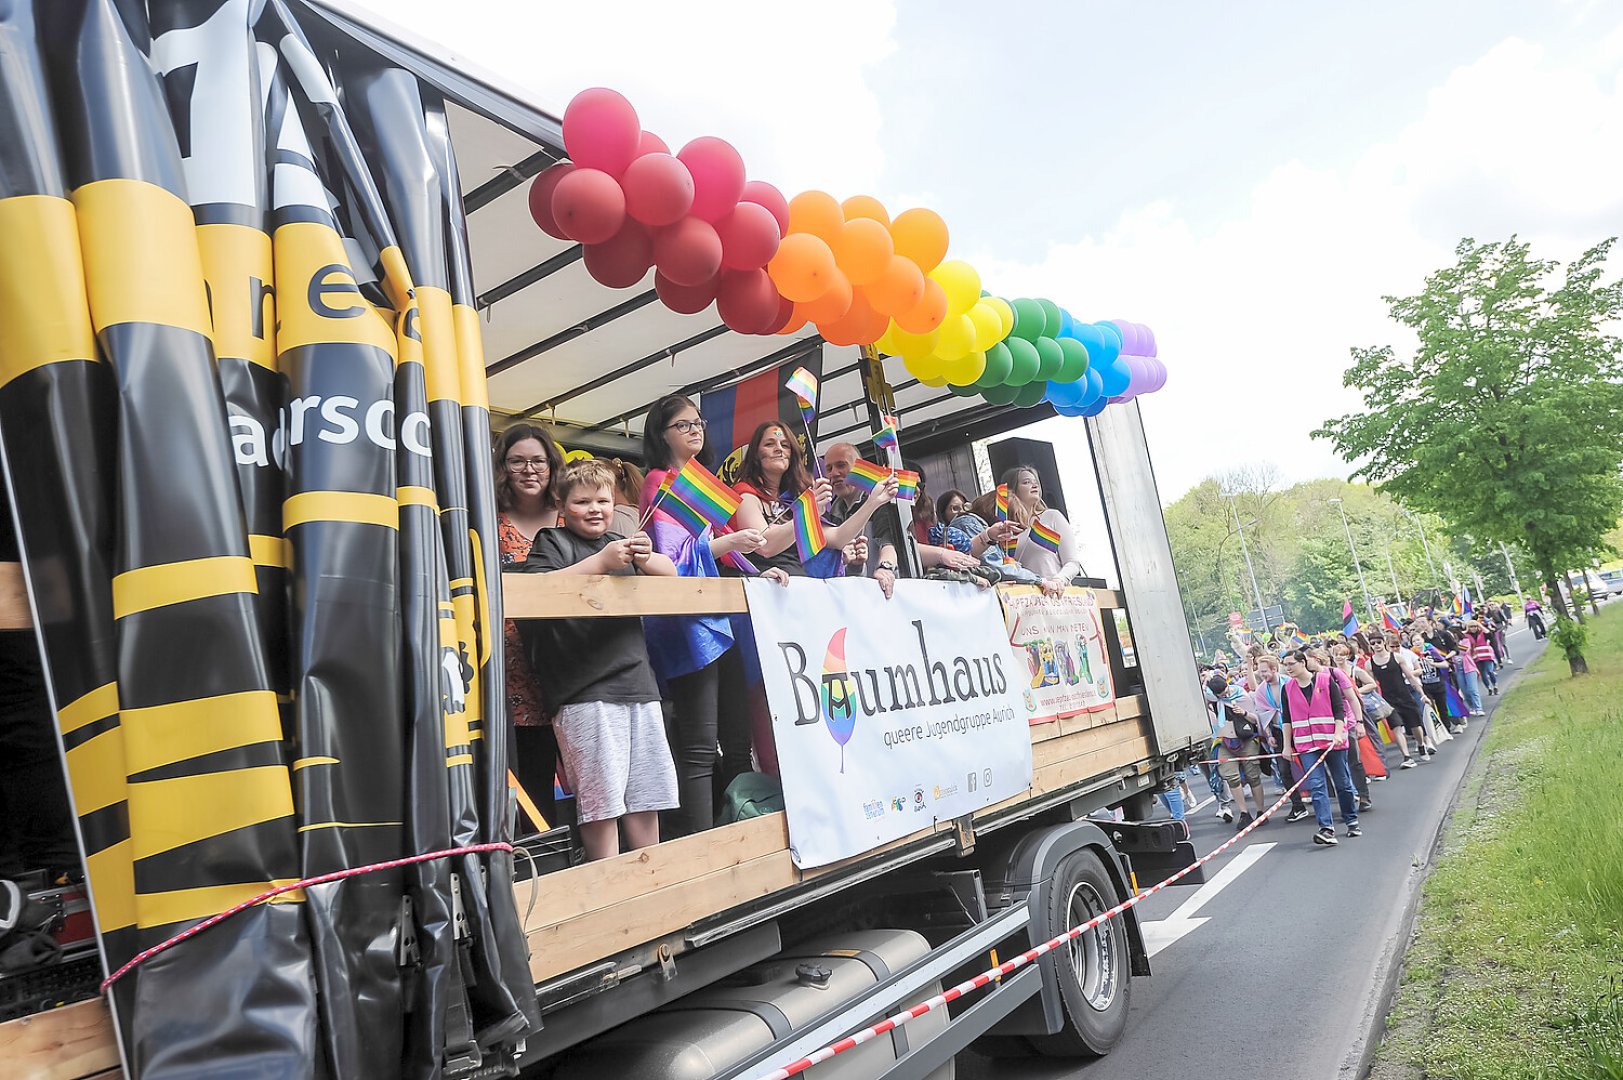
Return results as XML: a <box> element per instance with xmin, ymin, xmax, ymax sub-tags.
<box><xmin>0</xmin><ymin>195</ymin><xmax>98</xmax><ymax>386</ymax></box>
<box><xmin>127</xmin><ymin>766</ymin><xmax>295</xmax><ymax>862</ymax></box>
<box><xmin>452</xmin><ymin>303</ymin><xmax>488</xmax><ymax>410</ymax></box>
<box><xmin>84</xmin><ymin>838</ymin><xmax>136</xmax><ymax>933</ymax></box>
<box><xmin>284</xmin><ymin>490</ymin><xmax>398</xmax><ymax>531</ymax></box>
<box><xmin>58</xmin><ymin>682</ymin><xmax>119</xmax><ymax>736</ymax></box>
<box><xmin>112</xmin><ymin>555</ymin><xmax>257</xmax><ymax>619</ymax></box>
<box><xmin>74</xmin><ymin>179</ymin><xmax>211</xmax><ymax>338</ymax></box>
<box><xmin>249</xmin><ymin>533</ymin><xmax>290</xmax><ymax>569</ymax></box>
<box><xmin>292</xmin><ymin>756</ymin><xmax>338</xmax><ymax>772</ymax></box>
<box><xmin>121</xmin><ymin>690</ymin><xmax>282</xmax><ymax>775</ymax></box>
<box><xmin>298</xmin><ymin>820</ymin><xmax>403</xmax><ymax>833</ymax></box>
<box><xmin>397</xmin><ymin>485</ymin><xmax>438</xmax><ymax>509</ymax></box>
<box><xmin>196</xmin><ymin>222</ymin><xmax>275</xmax><ymax>369</ymax></box>
<box><xmin>272</xmin><ymin>221</ymin><xmax>397</xmax><ymax>356</ymax></box>
<box><xmin>138</xmin><ymin>878</ymin><xmax>303</xmax><ymax>930</ymax></box>
<box><xmin>66</xmin><ymin>727</ymin><xmax>127</xmax><ymax>815</ymax></box>
<box><xmin>417</xmin><ymin>285</ymin><xmax>460</xmax><ymax>402</ymax></box>
<box><xmin>470</xmin><ymin>527</ymin><xmax>494</xmax><ymax>665</ymax></box>
<box><xmin>445</xmin><ymin>754</ymin><xmax>474</xmax><ymax>767</ymax></box>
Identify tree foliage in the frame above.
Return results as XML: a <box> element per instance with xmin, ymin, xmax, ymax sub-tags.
<box><xmin>1314</xmin><ymin>237</ymin><xmax>1623</xmax><ymax>673</ymax></box>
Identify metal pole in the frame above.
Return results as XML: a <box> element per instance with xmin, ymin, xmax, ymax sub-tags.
<box><xmin>1331</xmin><ymin>498</ymin><xmax>1378</xmax><ymax>627</ymax></box>
<box><xmin>1501</xmin><ymin>543</ymin><xmax>1525</xmax><ymax>609</ymax></box>
<box><xmin>1406</xmin><ymin>509</ymin><xmax>1442</xmax><ymax>594</ymax></box>
<box><xmin>1223</xmin><ymin>492</ymin><xmax>1270</xmax><ymax>637</ymax></box>
<box><xmin>1384</xmin><ymin>538</ymin><xmax>1403</xmax><ymax>608</ymax></box>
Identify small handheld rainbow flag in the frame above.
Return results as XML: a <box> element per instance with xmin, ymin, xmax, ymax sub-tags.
<box><xmin>893</xmin><ymin>469</ymin><xmax>919</xmax><ymax>502</ymax></box>
<box><xmin>785</xmin><ymin>366</ymin><xmax>819</xmax><ymax>410</ymax></box>
<box><xmin>792</xmin><ymin>488</ymin><xmax>826</xmax><ymax>563</ymax></box>
<box><xmin>1451</xmin><ymin>593</ymin><xmax>1464</xmax><ymax>616</ymax></box>
<box><xmin>1029</xmin><ymin>518</ymin><xmax>1061</xmax><ymax>554</ymax></box>
<box><xmin>1381</xmin><ymin>605</ymin><xmax>1403</xmax><ymax>632</ymax></box>
<box><xmin>665</xmin><ymin>458</ymin><xmax>741</xmax><ymax>532</ymax></box>
<box><xmin>873</xmin><ymin>420</ymin><xmax>899</xmax><ymax>454</ymax></box>
<box><xmin>996</xmin><ymin>484</ymin><xmax>1017</xmax><ymax>559</ymax></box>
<box><xmin>844</xmin><ymin>458</ymin><xmax>892</xmax><ymax>495</ymax></box>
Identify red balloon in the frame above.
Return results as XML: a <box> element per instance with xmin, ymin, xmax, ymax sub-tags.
<box><xmin>562</xmin><ymin>87</ymin><xmax>640</xmax><ymax>177</ymax></box>
<box><xmin>582</xmin><ymin>220</ymin><xmax>652</xmax><ymax>289</ymax></box>
<box><xmin>740</xmin><ymin>180</ymin><xmax>790</xmax><ymax>236</ymax></box>
<box><xmin>551</xmin><ymin>167</ymin><xmax>626</xmax><ymax>244</ymax></box>
<box><xmin>716</xmin><ymin>268</ymin><xmax>781</xmax><ymax>334</ymax></box>
<box><xmin>528</xmin><ymin>162</ymin><xmax>575</xmax><ymax>240</ymax></box>
<box><xmin>654</xmin><ymin>216</ymin><xmax>723</xmax><ymax>287</ymax></box>
<box><xmin>715</xmin><ymin>201</ymin><xmax>781</xmax><ymax>271</ymax></box>
<box><xmin>621</xmin><ymin>152</ymin><xmax>693</xmax><ymax>227</ymax></box>
<box><xmin>764</xmin><ymin>293</ymin><xmax>796</xmax><ymax>334</ymax></box>
<box><xmin>637</xmin><ymin>130</ymin><xmax>669</xmax><ymax>157</ymax></box>
<box><xmin>678</xmin><ymin>136</ymin><xmax>746</xmax><ymax>223</ymax></box>
<box><xmin>654</xmin><ymin>271</ymin><xmax>719</xmax><ymax>315</ymax></box>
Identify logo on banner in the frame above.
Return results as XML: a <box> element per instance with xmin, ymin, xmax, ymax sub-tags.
<box><xmin>819</xmin><ymin>628</ymin><xmax>858</xmax><ymax>772</ymax></box>
<box><xmin>912</xmin><ymin>786</ymin><xmax>926</xmax><ymax>812</ymax></box>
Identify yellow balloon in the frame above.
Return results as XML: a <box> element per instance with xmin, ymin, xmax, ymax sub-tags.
<box><xmin>904</xmin><ymin>352</ymin><xmax>945</xmax><ymax>381</ymax></box>
<box><xmin>985</xmin><ymin>296</ymin><xmax>1014</xmax><ymax>339</ymax></box>
<box><xmin>918</xmin><ymin>372</ymin><xmax>950</xmax><ymax>388</ymax></box>
<box><xmin>875</xmin><ymin>323</ymin><xmax>900</xmax><ymax>356</ymax></box>
<box><xmin>968</xmin><ymin>301</ymin><xmax>1003</xmax><ymax>352</ymax></box>
<box><xmin>945</xmin><ymin>349</ymin><xmax>986</xmax><ymax>386</ymax></box>
<box><xmin>935</xmin><ymin>312</ymin><xmax>976</xmax><ymax>362</ymax></box>
<box><xmin>893</xmin><ymin>325</ymin><xmax>939</xmax><ymax>362</ymax></box>
<box><xmin>928</xmin><ymin>259</ymin><xmax>981</xmax><ymax>317</ymax></box>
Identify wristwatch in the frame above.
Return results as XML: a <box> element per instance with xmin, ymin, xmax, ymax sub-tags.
<box><xmin>877</xmin><ymin>561</ymin><xmax>898</xmax><ymax>573</ymax></box>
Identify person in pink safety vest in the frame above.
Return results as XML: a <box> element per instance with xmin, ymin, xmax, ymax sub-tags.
<box><xmin>1279</xmin><ymin>650</ymin><xmax>1362</xmax><ymax>846</ymax></box>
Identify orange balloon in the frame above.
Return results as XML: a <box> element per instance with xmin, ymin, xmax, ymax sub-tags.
<box><xmin>767</xmin><ymin>233</ymin><xmax>837</xmax><ymax>303</ymax></box>
<box><xmin>867</xmin><ymin>254</ymin><xmax>926</xmax><ymax>316</ymax></box>
<box><xmin>890</xmin><ymin>207</ymin><xmax>949</xmax><ymax>274</ymax></box>
<box><xmin>818</xmin><ymin>290</ymin><xmax>889</xmax><ymax>347</ymax></box>
<box><xmin>841</xmin><ymin>194</ymin><xmax>890</xmax><ymax>226</ymax></box>
<box><xmin>786</xmin><ymin>190</ymin><xmax>844</xmax><ymax>244</ymax></box>
<box><xmin>833</xmin><ymin>218</ymin><xmax>894</xmax><ymax>287</ymax></box>
<box><xmin>776</xmin><ymin>302</ymin><xmax>810</xmax><ymax>336</ymax></box>
<box><xmin>801</xmin><ymin>271</ymin><xmax>853</xmax><ymax>325</ymax></box>
<box><xmin>894</xmin><ymin>277</ymin><xmax>947</xmax><ymax>334</ymax></box>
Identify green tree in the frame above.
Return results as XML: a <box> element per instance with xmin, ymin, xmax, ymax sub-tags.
<box><xmin>1316</xmin><ymin>237</ymin><xmax>1623</xmax><ymax>675</ymax></box>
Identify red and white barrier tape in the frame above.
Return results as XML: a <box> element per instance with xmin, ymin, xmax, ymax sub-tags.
<box><xmin>100</xmin><ymin>841</ymin><xmax>513</xmax><ymax>993</ymax></box>
<box><xmin>752</xmin><ymin>749</ymin><xmax>1338</xmax><ymax>1080</ymax></box>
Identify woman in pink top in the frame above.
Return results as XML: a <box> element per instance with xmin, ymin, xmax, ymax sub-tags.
<box><xmin>1463</xmin><ymin>620</ymin><xmax>1499</xmax><ymax>698</ymax></box>
<box><xmin>1279</xmin><ymin>650</ymin><xmax>1361</xmax><ymax>846</ymax></box>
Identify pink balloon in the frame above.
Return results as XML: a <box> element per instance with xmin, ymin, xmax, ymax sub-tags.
<box><xmin>527</xmin><ymin>162</ymin><xmax>575</xmax><ymax>240</ymax></box>
<box><xmin>678</xmin><ymin>136</ymin><xmax>746</xmax><ymax>223</ymax></box>
<box><xmin>716</xmin><ymin>268</ymin><xmax>781</xmax><ymax>334</ymax></box>
<box><xmin>562</xmin><ymin>88</ymin><xmax>641</xmax><ymax>177</ymax></box>
<box><xmin>621</xmin><ymin>152</ymin><xmax>693</xmax><ymax>227</ymax></box>
<box><xmin>583</xmin><ymin>220</ymin><xmax>653</xmax><ymax>289</ymax></box>
<box><xmin>654</xmin><ymin>216</ymin><xmax>723</xmax><ymax>287</ymax></box>
<box><xmin>637</xmin><ymin>130</ymin><xmax>669</xmax><ymax>157</ymax></box>
<box><xmin>715</xmin><ymin>201</ymin><xmax>782</xmax><ymax>271</ymax></box>
<box><xmin>551</xmin><ymin>167</ymin><xmax>626</xmax><ymax>244</ymax></box>
<box><xmin>740</xmin><ymin>180</ymin><xmax>789</xmax><ymax>236</ymax></box>
<box><xmin>655</xmin><ymin>270</ymin><xmax>719</xmax><ymax>315</ymax></box>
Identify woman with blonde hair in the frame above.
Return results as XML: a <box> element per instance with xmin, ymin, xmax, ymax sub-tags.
<box><xmin>1002</xmin><ymin>465</ymin><xmax>1084</xmax><ymax>598</ymax></box>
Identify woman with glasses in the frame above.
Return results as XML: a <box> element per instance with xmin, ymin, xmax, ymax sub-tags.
<box><xmin>638</xmin><ymin>395</ymin><xmax>770</xmax><ymax>838</ymax></box>
<box><xmin>494</xmin><ymin>423</ymin><xmax>566</xmax><ymax>829</ymax></box>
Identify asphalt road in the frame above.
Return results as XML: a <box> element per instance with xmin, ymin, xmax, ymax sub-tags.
<box><xmin>961</xmin><ymin>622</ymin><xmax>1546</xmax><ymax>1080</ymax></box>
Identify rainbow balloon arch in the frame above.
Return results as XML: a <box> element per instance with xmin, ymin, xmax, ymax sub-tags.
<box><xmin>529</xmin><ymin>88</ymin><xmax>1165</xmax><ymax>418</ymax></box>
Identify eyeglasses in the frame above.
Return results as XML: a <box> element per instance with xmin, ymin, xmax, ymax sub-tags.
<box><xmin>506</xmin><ymin>458</ymin><xmax>549</xmax><ymax>473</ymax></box>
<box><xmin>666</xmin><ymin>419</ymin><xmax>707</xmax><ymax>434</ymax></box>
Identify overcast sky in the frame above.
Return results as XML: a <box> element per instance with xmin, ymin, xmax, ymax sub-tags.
<box><xmin>377</xmin><ymin>0</ymin><xmax>1623</xmax><ymax>502</ymax></box>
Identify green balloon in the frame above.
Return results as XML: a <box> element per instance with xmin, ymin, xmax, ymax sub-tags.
<box><xmin>1013</xmin><ymin>380</ymin><xmax>1048</xmax><ymax>408</ymax></box>
<box><xmin>981</xmin><ymin>383</ymin><xmax>1019</xmax><ymax>405</ymax></box>
<box><xmin>1033</xmin><ymin>336</ymin><xmax>1063</xmax><ymax>380</ymax></box>
<box><xmin>979</xmin><ymin>341</ymin><xmax>1013</xmax><ymax>386</ymax></box>
<box><xmin>1056</xmin><ymin>337</ymin><xmax>1089</xmax><ymax>382</ymax></box>
<box><xmin>1010</xmin><ymin>298</ymin><xmax>1045</xmax><ymax>342</ymax></box>
<box><xmin>1037</xmin><ymin>298</ymin><xmax>1063</xmax><ymax>338</ymax></box>
<box><xmin>948</xmin><ymin>381</ymin><xmax>980</xmax><ymax>397</ymax></box>
<box><xmin>1005</xmin><ymin>336</ymin><xmax>1040</xmax><ymax>385</ymax></box>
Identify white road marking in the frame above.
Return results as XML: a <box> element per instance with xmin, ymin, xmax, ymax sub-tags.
<box><xmin>1141</xmin><ymin>842</ymin><xmax>1275</xmax><ymax>958</ymax></box>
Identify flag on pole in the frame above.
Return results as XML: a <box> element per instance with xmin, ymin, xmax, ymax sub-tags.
<box><xmin>785</xmin><ymin>365</ymin><xmax>819</xmax><ymax>409</ymax></box>
<box><xmin>1461</xmin><ymin>584</ymin><xmax>1474</xmax><ymax>616</ymax></box>
<box><xmin>665</xmin><ymin>457</ymin><xmax>743</xmax><ymax>530</ymax></box>
<box><xmin>893</xmin><ymin>469</ymin><xmax>920</xmax><ymax>502</ymax></box>
<box><xmin>873</xmin><ymin>420</ymin><xmax>900</xmax><ymax>454</ymax></box>
<box><xmin>845</xmin><ymin>458</ymin><xmax>892</xmax><ymax>495</ymax></box>
<box><xmin>1452</xmin><ymin>593</ymin><xmax>1464</xmax><ymax>616</ymax></box>
<box><xmin>1381</xmin><ymin>605</ymin><xmax>1403</xmax><ymax>632</ymax></box>
<box><xmin>1343</xmin><ymin>599</ymin><xmax>1359</xmax><ymax>636</ymax></box>
<box><xmin>792</xmin><ymin>488</ymin><xmax>826</xmax><ymax>563</ymax></box>
<box><xmin>1030</xmin><ymin>518</ymin><xmax>1062</xmax><ymax>554</ymax></box>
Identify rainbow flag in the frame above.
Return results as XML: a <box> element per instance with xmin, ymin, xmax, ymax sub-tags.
<box><xmin>792</xmin><ymin>488</ymin><xmax>826</xmax><ymax>563</ymax></box>
<box><xmin>845</xmin><ymin>458</ymin><xmax>891</xmax><ymax>495</ymax></box>
<box><xmin>873</xmin><ymin>420</ymin><xmax>899</xmax><ymax>455</ymax></box>
<box><xmin>995</xmin><ymin>484</ymin><xmax>1017</xmax><ymax>559</ymax></box>
<box><xmin>894</xmin><ymin>469</ymin><xmax>919</xmax><ymax>502</ymax></box>
<box><xmin>1029</xmin><ymin>518</ymin><xmax>1061</xmax><ymax>554</ymax></box>
<box><xmin>1451</xmin><ymin>593</ymin><xmax>1464</xmax><ymax>616</ymax></box>
<box><xmin>1342</xmin><ymin>599</ymin><xmax>1359</xmax><ymax>636</ymax></box>
<box><xmin>1287</xmin><ymin>631</ymin><xmax>1309</xmax><ymax>649</ymax></box>
<box><xmin>1381</xmin><ymin>605</ymin><xmax>1403</xmax><ymax>632</ymax></box>
<box><xmin>785</xmin><ymin>366</ymin><xmax>819</xmax><ymax>409</ymax></box>
<box><xmin>666</xmin><ymin>457</ymin><xmax>741</xmax><ymax>531</ymax></box>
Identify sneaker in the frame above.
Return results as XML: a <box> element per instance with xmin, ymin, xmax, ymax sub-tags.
<box><xmin>1236</xmin><ymin>811</ymin><xmax>1253</xmax><ymax>832</ymax></box>
<box><xmin>1472</xmin><ymin>709</ymin><xmax>1485</xmax><ymax>717</ymax></box>
<box><xmin>1347</xmin><ymin>822</ymin><xmax>1363</xmax><ymax>838</ymax></box>
<box><xmin>1400</xmin><ymin>756</ymin><xmax>1418</xmax><ymax>769</ymax></box>
<box><xmin>1313</xmin><ymin>827</ymin><xmax>1339</xmax><ymax>846</ymax></box>
<box><xmin>1358</xmin><ymin>796</ymin><xmax>1373</xmax><ymax>811</ymax></box>
<box><xmin>1423</xmin><ymin>744</ymin><xmax>1438</xmax><ymax>756</ymax></box>
<box><xmin>1286</xmin><ymin>807</ymin><xmax>1313</xmax><ymax>823</ymax></box>
<box><xmin>1370</xmin><ymin>773</ymin><xmax>1388</xmax><ymax>782</ymax></box>
<box><xmin>1219</xmin><ymin>806</ymin><xmax>1235</xmax><ymax>823</ymax></box>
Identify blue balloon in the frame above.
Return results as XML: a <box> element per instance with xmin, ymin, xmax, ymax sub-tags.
<box><xmin>1079</xmin><ymin>395</ymin><xmax>1110</xmax><ymax>417</ymax></box>
<box><xmin>1089</xmin><ymin>321</ymin><xmax>1122</xmax><ymax>368</ymax></box>
<box><xmin>1054</xmin><ymin>403</ymin><xmax>1085</xmax><ymax>416</ymax></box>
<box><xmin>1077</xmin><ymin>365</ymin><xmax>1105</xmax><ymax>406</ymax></box>
<box><xmin>1047</xmin><ymin>378</ymin><xmax>1084</xmax><ymax>407</ymax></box>
<box><xmin>1098</xmin><ymin>354</ymin><xmax>1131</xmax><ymax>397</ymax></box>
<box><xmin>1057</xmin><ymin>309</ymin><xmax>1077</xmax><ymax>339</ymax></box>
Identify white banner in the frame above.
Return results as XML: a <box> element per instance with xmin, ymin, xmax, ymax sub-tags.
<box><xmin>744</xmin><ymin>578</ymin><xmax>1034</xmax><ymax>868</ymax></box>
<box><xmin>999</xmin><ymin>586</ymin><xmax>1117</xmax><ymax>725</ymax></box>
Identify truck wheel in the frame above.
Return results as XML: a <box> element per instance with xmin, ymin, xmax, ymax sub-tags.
<box><xmin>1028</xmin><ymin>848</ymin><xmax>1131</xmax><ymax>1058</ymax></box>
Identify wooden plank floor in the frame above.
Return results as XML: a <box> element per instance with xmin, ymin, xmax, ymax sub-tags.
<box><xmin>3</xmin><ymin>998</ymin><xmax>120</xmax><ymax>1080</ymax></box>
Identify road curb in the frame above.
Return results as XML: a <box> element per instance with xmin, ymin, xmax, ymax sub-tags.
<box><xmin>1340</xmin><ymin>633</ymin><xmax>1547</xmax><ymax>1080</ymax></box>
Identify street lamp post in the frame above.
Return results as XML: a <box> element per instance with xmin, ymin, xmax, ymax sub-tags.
<box><xmin>1383</xmin><ymin>538</ymin><xmax>1403</xmax><ymax>609</ymax></box>
<box><xmin>1403</xmin><ymin>508</ymin><xmax>1443</xmax><ymax>595</ymax></box>
<box><xmin>1221</xmin><ymin>490</ymin><xmax>1271</xmax><ymax>638</ymax></box>
<box><xmin>1329</xmin><ymin>497</ymin><xmax>1378</xmax><ymax>628</ymax></box>
<box><xmin>1501</xmin><ymin>542</ymin><xmax>1525</xmax><ymax>609</ymax></box>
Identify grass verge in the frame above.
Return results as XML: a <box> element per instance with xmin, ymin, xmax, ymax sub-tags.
<box><xmin>1375</xmin><ymin>606</ymin><xmax>1623</xmax><ymax>1080</ymax></box>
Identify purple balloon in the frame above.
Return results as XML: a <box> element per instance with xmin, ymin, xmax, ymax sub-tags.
<box><xmin>1142</xmin><ymin>357</ymin><xmax>1167</xmax><ymax>393</ymax></box>
<box><xmin>1139</xmin><ymin>323</ymin><xmax>1158</xmax><ymax>359</ymax></box>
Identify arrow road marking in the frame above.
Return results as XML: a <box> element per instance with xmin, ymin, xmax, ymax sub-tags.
<box><xmin>1141</xmin><ymin>842</ymin><xmax>1275</xmax><ymax>957</ymax></box>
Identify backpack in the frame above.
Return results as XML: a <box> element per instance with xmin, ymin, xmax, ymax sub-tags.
<box><xmin>716</xmin><ymin>772</ymin><xmax>785</xmax><ymax>825</ymax></box>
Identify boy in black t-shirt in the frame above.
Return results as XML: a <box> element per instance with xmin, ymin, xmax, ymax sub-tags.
<box><xmin>515</xmin><ymin>460</ymin><xmax>680</xmax><ymax>860</ymax></box>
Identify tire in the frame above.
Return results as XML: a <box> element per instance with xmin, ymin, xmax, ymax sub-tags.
<box><xmin>1027</xmin><ymin>848</ymin><xmax>1132</xmax><ymax>1058</ymax></box>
